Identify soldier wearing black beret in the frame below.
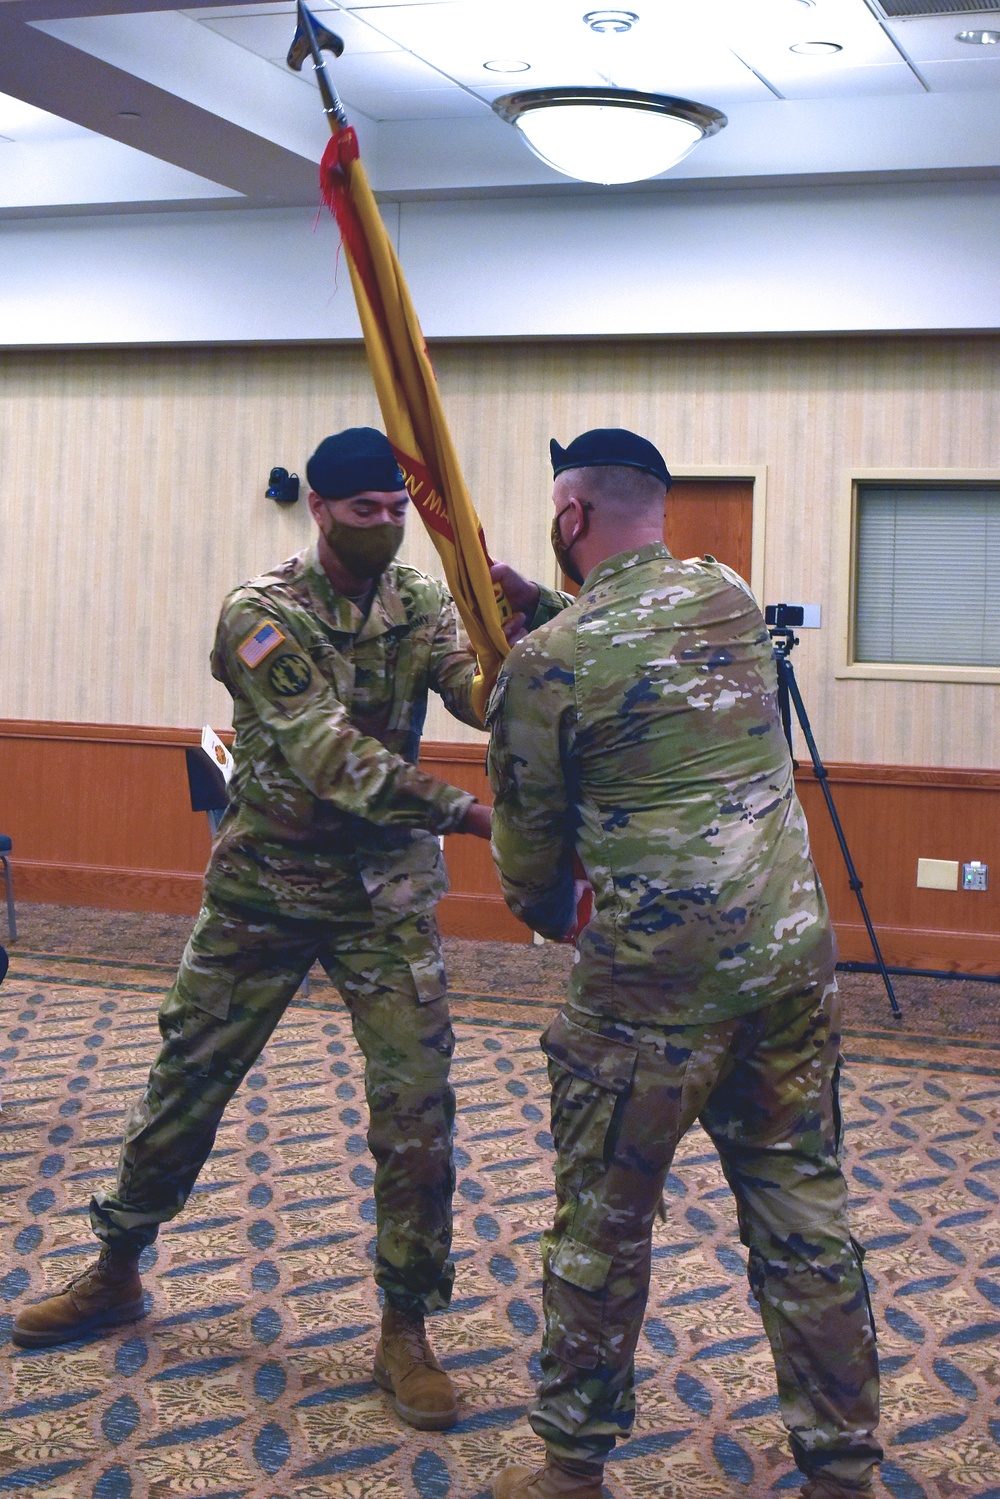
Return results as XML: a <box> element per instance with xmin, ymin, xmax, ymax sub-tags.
<box><xmin>487</xmin><ymin>427</ymin><xmax>881</xmax><ymax>1499</ymax></box>
<box><xmin>14</xmin><ymin>427</ymin><xmax>535</xmax><ymax>1435</ymax></box>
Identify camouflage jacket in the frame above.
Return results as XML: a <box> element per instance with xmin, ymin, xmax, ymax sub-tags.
<box><xmin>205</xmin><ymin>542</ymin><xmax>482</xmax><ymax>919</ymax></box>
<box><xmin>487</xmin><ymin>543</ymin><xmax>835</xmax><ymax>1026</ymax></box>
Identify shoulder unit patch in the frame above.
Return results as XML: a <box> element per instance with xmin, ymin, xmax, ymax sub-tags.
<box><xmin>238</xmin><ymin>621</ymin><xmax>286</xmax><ymax>668</ymax></box>
<box><xmin>268</xmin><ymin>653</ymin><xmax>313</xmax><ymax>697</ymax></box>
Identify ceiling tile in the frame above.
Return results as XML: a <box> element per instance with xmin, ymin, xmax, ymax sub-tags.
<box><xmin>882</xmin><ymin>14</ymin><xmax>1000</xmax><ymax>62</ymax></box>
<box><xmin>195</xmin><ymin>6</ymin><xmax>401</xmax><ymax>58</ymax></box>
<box><xmin>33</xmin><ymin>11</ymin><xmax>332</xmax><ymax>159</ymax></box>
<box><xmin>345</xmin><ymin>0</ymin><xmax>465</xmax><ymax>8</ymax></box>
<box><xmin>340</xmin><ymin>0</ymin><xmax>772</xmax><ymax>104</ymax></box>
<box><xmin>339</xmin><ymin>86</ymin><xmax>489</xmax><ymax>120</ymax></box>
<box><xmin>0</xmin><ymin>90</ymin><xmax>238</xmax><ymax>207</ymax></box>
<box><xmin>918</xmin><ymin>57</ymin><xmax>1000</xmax><ymax>89</ymax></box>
<box><xmin>278</xmin><ymin>47</ymin><xmax>456</xmax><ymax>92</ymax></box>
<box><xmin>728</xmin><ymin>0</ymin><xmax>924</xmax><ymax>95</ymax></box>
<box><xmin>759</xmin><ymin>61</ymin><xmax>925</xmax><ymax>97</ymax></box>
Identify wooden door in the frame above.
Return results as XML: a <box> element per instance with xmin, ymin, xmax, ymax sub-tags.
<box><xmin>665</xmin><ymin>479</ymin><xmax>754</xmax><ymax>582</ymax></box>
<box><xmin>561</xmin><ymin>478</ymin><xmax>755</xmax><ymax>593</ymax></box>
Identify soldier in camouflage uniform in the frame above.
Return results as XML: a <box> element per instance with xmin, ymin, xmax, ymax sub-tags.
<box><xmin>13</xmin><ymin>427</ymin><xmax>504</xmax><ymax>1432</ymax></box>
<box><xmin>486</xmin><ymin>430</ymin><xmax>881</xmax><ymax>1499</ymax></box>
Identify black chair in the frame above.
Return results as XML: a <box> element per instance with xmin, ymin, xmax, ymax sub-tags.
<box><xmin>183</xmin><ymin>746</ymin><xmax>310</xmax><ymax>995</ymax></box>
<box><xmin>0</xmin><ymin>834</ymin><xmax>15</xmax><ymax>942</ymax></box>
<box><xmin>184</xmin><ymin>748</ymin><xmax>229</xmax><ymax>836</ymax></box>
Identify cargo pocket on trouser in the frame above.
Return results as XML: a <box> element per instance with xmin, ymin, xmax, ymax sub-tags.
<box><xmin>546</xmin><ymin>1234</ymin><xmax>615</xmax><ymax>1369</ymax></box>
<box><xmin>160</xmin><ymin>958</ymin><xmax>237</xmax><ymax>1077</ymax></box>
<box><xmin>406</xmin><ymin>922</ymin><xmax>448</xmax><ymax>1006</ymax></box>
<box><xmin>541</xmin><ymin>1011</ymin><xmax>638</xmax><ymax>1370</ymax></box>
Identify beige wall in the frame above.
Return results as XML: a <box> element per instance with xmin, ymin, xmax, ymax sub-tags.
<box><xmin>2</xmin><ymin>337</ymin><xmax>998</xmax><ymax>764</ymax></box>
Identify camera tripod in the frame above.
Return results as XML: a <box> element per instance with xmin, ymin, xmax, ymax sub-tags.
<box><xmin>770</xmin><ymin>624</ymin><xmax>902</xmax><ymax>1020</ymax></box>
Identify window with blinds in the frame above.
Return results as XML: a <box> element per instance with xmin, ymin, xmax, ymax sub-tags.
<box><xmin>854</xmin><ymin>484</ymin><xmax>1000</xmax><ymax>667</ymax></box>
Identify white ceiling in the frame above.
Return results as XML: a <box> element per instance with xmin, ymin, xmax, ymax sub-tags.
<box><xmin>0</xmin><ymin>89</ymin><xmax>241</xmax><ymax>207</ymax></box>
<box><xmin>2</xmin><ymin>0</ymin><xmax>1000</xmax><ymax>213</ymax></box>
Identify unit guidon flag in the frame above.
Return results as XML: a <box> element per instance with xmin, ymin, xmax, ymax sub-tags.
<box><xmin>319</xmin><ymin>126</ymin><xmax>513</xmax><ymax>724</ymax></box>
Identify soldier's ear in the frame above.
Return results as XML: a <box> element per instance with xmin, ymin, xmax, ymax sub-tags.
<box><xmin>307</xmin><ymin>490</ymin><xmax>329</xmax><ymax>525</ymax></box>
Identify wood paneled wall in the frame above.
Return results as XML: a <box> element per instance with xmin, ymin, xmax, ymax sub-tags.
<box><xmin>0</xmin><ymin>720</ymin><xmax>212</xmax><ymax>913</ymax></box>
<box><xmin>2</xmin><ymin>337</ymin><xmax>999</xmax><ymax>763</ymax></box>
<box><xmin>0</xmin><ymin>720</ymin><xmax>528</xmax><ymax>942</ymax></box>
<box><xmin>796</xmin><ymin>764</ymin><xmax>1000</xmax><ymax>975</ymax></box>
<box><xmin>2</xmin><ymin>720</ymin><xmax>997</xmax><ymax>972</ymax></box>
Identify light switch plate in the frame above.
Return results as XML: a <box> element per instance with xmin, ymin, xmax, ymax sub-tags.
<box><xmin>917</xmin><ymin>858</ymin><xmax>960</xmax><ymax>891</ymax></box>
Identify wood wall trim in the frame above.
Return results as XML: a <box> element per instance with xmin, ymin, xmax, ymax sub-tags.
<box><xmin>3</xmin><ymin>721</ymin><xmax>997</xmax><ymax>967</ymax></box>
<box><xmin>15</xmin><ymin>859</ymin><xmax>204</xmax><ymax>916</ymax></box>
<box><xmin>2</xmin><ymin>721</ymin><xmax>995</xmax><ymax>790</ymax></box>
<box><xmin>437</xmin><ymin>892</ymin><xmax>530</xmax><ymax>944</ymax></box>
<box><xmin>0</xmin><ymin>722</ymin><xmax>486</xmax><ymax>761</ymax></box>
<box><xmin>419</xmin><ymin>741</ymin><xmax>488</xmax><ymax>768</ymax></box>
<box><xmin>834</xmin><ymin>922</ymin><xmax>1000</xmax><ymax>975</ymax></box>
<box><xmin>0</xmin><ymin>718</ymin><xmax>232</xmax><ymax>749</ymax></box>
<box><xmin>794</xmin><ymin>763</ymin><xmax>1000</xmax><ymax>792</ymax></box>
<box><xmin>12</xmin><ymin>858</ymin><xmax>530</xmax><ymax>941</ymax></box>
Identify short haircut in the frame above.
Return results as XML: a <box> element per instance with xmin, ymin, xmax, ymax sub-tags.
<box><xmin>557</xmin><ymin>464</ymin><xmax>667</xmax><ymax>510</ymax></box>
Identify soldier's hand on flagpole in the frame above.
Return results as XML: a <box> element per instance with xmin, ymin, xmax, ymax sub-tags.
<box><xmin>458</xmin><ymin>801</ymin><xmax>493</xmax><ymax>839</ymax></box>
<box><xmin>502</xmin><ymin>612</ymin><xmax>529</xmax><ymax>647</ymax></box>
<box><xmin>490</xmin><ymin>563</ymin><xmax>539</xmax><ymax>625</ymax></box>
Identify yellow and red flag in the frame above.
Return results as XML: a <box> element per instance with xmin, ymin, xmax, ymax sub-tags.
<box><xmin>320</xmin><ymin>126</ymin><xmax>511</xmax><ymax>723</ymax></box>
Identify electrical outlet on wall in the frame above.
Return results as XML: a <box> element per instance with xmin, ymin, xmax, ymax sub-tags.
<box><xmin>916</xmin><ymin>858</ymin><xmax>960</xmax><ymax>891</ymax></box>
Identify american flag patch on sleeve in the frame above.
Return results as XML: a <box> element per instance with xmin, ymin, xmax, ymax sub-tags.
<box><xmin>237</xmin><ymin>621</ymin><xmax>286</xmax><ymax>668</ymax></box>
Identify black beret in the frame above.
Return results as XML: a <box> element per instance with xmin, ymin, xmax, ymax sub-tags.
<box><xmin>306</xmin><ymin>427</ymin><xmax>405</xmax><ymax>500</ymax></box>
<box><xmin>550</xmin><ymin>428</ymin><xmax>671</xmax><ymax>489</ymax></box>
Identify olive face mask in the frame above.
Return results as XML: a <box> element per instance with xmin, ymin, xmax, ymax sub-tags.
<box><xmin>323</xmin><ymin>513</ymin><xmax>404</xmax><ymax>579</ymax></box>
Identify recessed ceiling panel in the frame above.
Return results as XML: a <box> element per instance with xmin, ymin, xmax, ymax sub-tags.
<box><xmin>753</xmin><ymin>61</ymin><xmax>924</xmax><ymax>97</ymax></box>
<box><xmin>33</xmin><ymin>10</ymin><xmax>334</xmax><ymax>159</ymax></box>
<box><xmin>882</xmin><ymin>12</ymin><xmax>1000</xmax><ymax>58</ymax></box>
<box><xmin>0</xmin><ymin>90</ymin><xmax>239</xmax><ymax>207</ymax></box>
<box><xmin>917</xmin><ymin>56</ymin><xmax>1000</xmax><ymax>86</ymax></box>
<box><xmin>728</xmin><ymin>0</ymin><xmax>924</xmax><ymax>96</ymax></box>
<box><xmin>195</xmin><ymin>5</ymin><xmax>402</xmax><ymax>58</ymax></box>
<box><xmin>337</xmin><ymin>85</ymin><xmax>487</xmax><ymax>120</ymax></box>
<box><xmin>346</xmin><ymin>0</ymin><xmax>464</xmax><ymax>8</ymax></box>
<box><xmin>280</xmin><ymin>46</ymin><xmax>453</xmax><ymax>92</ymax></box>
<box><xmin>352</xmin><ymin>1</ymin><xmax>774</xmax><ymax>105</ymax></box>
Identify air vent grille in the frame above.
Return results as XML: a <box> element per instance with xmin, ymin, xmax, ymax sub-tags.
<box><xmin>877</xmin><ymin>0</ymin><xmax>1000</xmax><ymax>15</ymax></box>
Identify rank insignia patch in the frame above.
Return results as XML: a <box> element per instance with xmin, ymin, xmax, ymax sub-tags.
<box><xmin>268</xmin><ymin>653</ymin><xmax>313</xmax><ymax>696</ymax></box>
<box><xmin>238</xmin><ymin>621</ymin><xmax>286</xmax><ymax>668</ymax></box>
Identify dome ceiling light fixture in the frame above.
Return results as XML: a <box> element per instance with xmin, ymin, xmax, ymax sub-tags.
<box><xmin>483</xmin><ymin>59</ymin><xmax>532</xmax><ymax>73</ymax></box>
<box><xmin>956</xmin><ymin>29</ymin><xmax>1000</xmax><ymax>45</ymax></box>
<box><xmin>491</xmin><ymin>87</ymin><xmax>727</xmax><ymax>186</ymax></box>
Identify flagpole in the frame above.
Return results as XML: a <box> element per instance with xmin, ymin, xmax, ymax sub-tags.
<box><xmin>289</xmin><ymin>1</ymin><xmax>348</xmax><ymax>131</ymax></box>
<box><xmin>288</xmin><ymin>6</ymin><xmax>515</xmax><ymax>719</ymax></box>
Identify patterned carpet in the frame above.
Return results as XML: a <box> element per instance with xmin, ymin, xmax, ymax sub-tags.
<box><xmin>2</xmin><ymin>950</ymin><xmax>1000</xmax><ymax>1499</ymax></box>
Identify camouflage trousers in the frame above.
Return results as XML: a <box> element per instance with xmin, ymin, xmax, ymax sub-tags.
<box><xmin>90</xmin><ymin>890</ymin><xmax>457</xmax><ymax>1314</ymax></box>
<box><xmin>532</xmin><ymin>977</ymin><xmax>881</xmax><ymax>1491</ymax></box>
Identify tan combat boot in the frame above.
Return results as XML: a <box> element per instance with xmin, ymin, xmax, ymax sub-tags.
<box><xmin>373</xmin><ymin>1303</ymin><xmax>459</xmax><ymax>1430</ymax></box>
<box><xmin>12</xmin><ymin>1247</ymin><xmax>145</xmax><ymax>1348</ymax></box>
<box><xmin>492</xmin><ymin>1457</ymin><xmax>604</xmax><ymax>1499</ymax></box>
